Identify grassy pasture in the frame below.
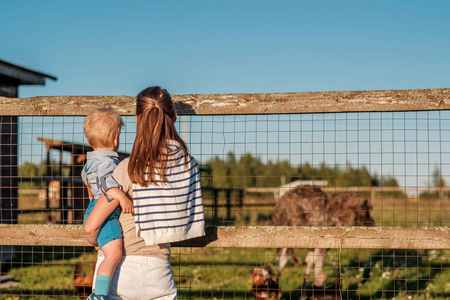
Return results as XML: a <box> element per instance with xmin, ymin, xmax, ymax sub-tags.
<box><xmin>2</xmin><ymin>247</ymin><xmax>450</xmax><ymax>299</ymax></box>
<box><xmin>2</xmin><ymin>191</ymin><xmax>450</xmax><ymax>299</ymax></box>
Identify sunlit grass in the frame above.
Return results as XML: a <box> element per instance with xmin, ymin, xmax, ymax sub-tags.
<box><xmin>3</xmin><ymin>248</ymin><xmax>450</xmax><ymax>299</ymax></box>
<box><xmin>7</xmin><ymin>192</ymin><xmax>450</xmax><ymax>299</ymax></box>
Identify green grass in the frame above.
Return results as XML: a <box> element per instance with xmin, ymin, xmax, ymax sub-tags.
<box><xmin>2</xmin><ymin>249</ymin><xmax>96</xmax><ymax>300</ymax></box>
<box><xmin>170</xmin><ymin>248</ymin><xmax>450</xmax><ymax>299</ymax></box>
<box><xmin>2</xmin><ymin>247</ymin><xmax>450</xmax><ymax>299</ymax></box>
<box><xmin>4</xmin><ymin>194</ymin><xmax>450</xmax><ymax>299</ymax></box>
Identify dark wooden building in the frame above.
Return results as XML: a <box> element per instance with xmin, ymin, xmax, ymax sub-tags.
<box><xmin>0</xmin><ymin>59</ymin><xmax>56</xmax><ymax>272</ymax></box>
<box><xmin>0</xmin><ymin>59</ymin><xmax>57</xmax><ymax>97</ymax></box>
<box><xmin>0</xmin><ymin>59</ymin><xmax>56</xmax><ymax>225</ymax></box>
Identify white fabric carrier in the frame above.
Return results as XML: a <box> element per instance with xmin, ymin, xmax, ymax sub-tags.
<box><xmin>132</xmin><ymin>142</ymin><xmax>205</xmax><ymax>245</ymax></box>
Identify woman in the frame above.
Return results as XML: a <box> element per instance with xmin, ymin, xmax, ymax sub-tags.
<box><xmin>85</xmin><ymin>86</ymin><xmax>205</xmax><ymax>300</ymax></box>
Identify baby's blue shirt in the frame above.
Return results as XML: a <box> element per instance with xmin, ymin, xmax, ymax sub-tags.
<box><xmin>81</xmin><ymin>150</ymin><xmax>121</xmax><ymax>202</ymax></box>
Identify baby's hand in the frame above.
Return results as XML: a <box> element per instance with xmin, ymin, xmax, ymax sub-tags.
<box><xmin>120</xmin><ymin>198</ymin><xmax>134</xmax><ymax>214</ymax></box>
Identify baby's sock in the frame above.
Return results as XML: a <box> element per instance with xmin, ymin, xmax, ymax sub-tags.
<box><xmin>95</xmin><ymin>275</ymin><xmax>112</xmax><ymax>295</ymax></box>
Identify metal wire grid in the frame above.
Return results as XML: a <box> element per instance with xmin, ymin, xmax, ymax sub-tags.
<box><xmin>171</xmin><ymin>248</ymin><xmax>450</xmax><ymax>300</ymax></box>
<box><xmin>10</xmin><ymin>111</ymin><xmax>450</xmax><ymax>227</ymax></box>
<box><xmin>2</xmin><ymin>246</ymin><xmax>450</xmax><ymax>299</ymax></box>
<box><xmin>0</xmin><ymin>110</ymin><xmax>449</xmax><ymax>299</ymax></box>
<box><xmin>184</xmin><ymin>111</ymin><xmax>450</xmax><ymax>227</ymax></box>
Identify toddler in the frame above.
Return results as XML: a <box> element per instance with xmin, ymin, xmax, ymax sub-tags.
<box><xmin>81</xmin><ymin>107</ymin><xmax>133</xmax><ymax>300</ymax></box>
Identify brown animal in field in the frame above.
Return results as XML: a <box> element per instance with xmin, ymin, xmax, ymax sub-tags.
<box><xmin>73</xmin><ymin>262</ymin><xmax>96</xmax><ymax>299</ymax></box>
<box><xmin>251</xmin><ymin>263</ymin><xmax>282</xmax><ymax>300</ymax></box>
<box><xmin>327</xmin><ymin>191</ymin><xmax>375</xmax><ymax>227</ymax></box>
<box><xmin>269</xmin><ymin>186</ymin><xmax>374</xmax><ymax>298</ymax></box>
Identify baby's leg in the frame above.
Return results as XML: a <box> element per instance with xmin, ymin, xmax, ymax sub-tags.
<box><xmin>94</xmin><ymin>238</ymin><xmax>123</xmax><ymax>296</ymax></box>
<box><xmin>84</xmin><ymin>195</ymin><xmax>119</xmax><ymax>245</ymax></box>
<box><xmin>97</xmin><ymin>239</ymin><xmax>123</xmax><ymax>277</ymax></box>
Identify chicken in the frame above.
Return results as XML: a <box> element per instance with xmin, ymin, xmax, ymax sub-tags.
<box><xmin>74</xmin><ymin>262</ymin><xmax>96</xmax><ymax>299</ymax></box>
<box><xmin>251</xmin><ymin>263</ymin><xmax>282</xmax><ymax>300</ymax></box>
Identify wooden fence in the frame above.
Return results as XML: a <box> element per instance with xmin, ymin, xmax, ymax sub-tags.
<box><xmin>0</xmin><ymin>225</ymin><xmax>449</xmax><ymax>250</ymax></box>
<box><xmin>1</xmin><ymin>87</ymin><xmax>450</xmax><ymax>250</ymax></box>
<box><xmin>1</xmin><ymin>88</ymin><xmax>450</xmax><ymax>116</ymax></box>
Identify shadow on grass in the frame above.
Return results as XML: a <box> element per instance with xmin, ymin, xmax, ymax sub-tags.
<box><xmin>0</xmin><ymin>288</ymin><xmax>81</xmax><ymax>300</ymax></box>
<box><xmin>177</xmin><ymin>287</ymin><xmax>302</xmax><ymax>300</ymax></box>
<box><xmin>4</xmin><ymin>246</ymin><xmax>95</xmax><ymax>273</ymax></box>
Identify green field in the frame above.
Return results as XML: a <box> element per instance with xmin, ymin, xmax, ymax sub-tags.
<box><xmin>2</xmin><ymin>247</ymin><xmax>450</xmax><ymax>299</ymax></box>
<box><xmin>1</xmin><ymin>193</ymin><xmax>450</xmax><ymax>299</ymax></box>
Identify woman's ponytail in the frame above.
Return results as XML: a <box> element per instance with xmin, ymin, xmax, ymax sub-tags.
<box><xmin>128</xmin><ymin>86</ymin><xmax>188</xmax><ymax>186</ymax></box>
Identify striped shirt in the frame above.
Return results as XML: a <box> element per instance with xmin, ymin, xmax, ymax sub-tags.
<box><xmin>132</xmin><ymin>142</ymin><xmax>205</xmax><ymax>246</ymax></box>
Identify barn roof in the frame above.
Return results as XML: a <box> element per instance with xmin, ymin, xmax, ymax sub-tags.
<box><xmin>0</xmin><ymin>59</ymin><xmax>57</xmax><ymax>85</ymax></box>
<box><xmin>37</xmin><ymin>137</ymin><xmax>129</xmax><ymax>161</ymax></box>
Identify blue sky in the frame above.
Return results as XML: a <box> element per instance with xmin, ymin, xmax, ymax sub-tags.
<box><xmin>2</xmin><ymin>0</ymin><xmax>449</xmax><ymax>97</ymax></box>
<box><xmin>4</xmin><ymin>1</ymin><xmax>450</xmax><ymax>192</ymax></box>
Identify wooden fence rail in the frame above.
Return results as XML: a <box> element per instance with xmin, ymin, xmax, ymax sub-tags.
<box><xmin>1</xmin><ymin>88</ymin><xmax>450</xmax><ymax>116</ymax></box>
<box><xmin>1</xmin><ymin>225</ymin><xmax>449</xmax><ymax>250</ymax></box>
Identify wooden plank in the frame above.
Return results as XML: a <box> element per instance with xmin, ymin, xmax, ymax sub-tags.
<box><xmin>0</xmin><ymin>225</ymin><xmax>449</xmax><ymax>249</ymax></box>
<box><xmin>1</xmin><ymin>88</ymin><xmax>450</xmax><ymax>116</ymax></box>
<box><xmin>0</xmin><ymin>224</ymin><xmax>87</xmax><ymax>247</ymax></box>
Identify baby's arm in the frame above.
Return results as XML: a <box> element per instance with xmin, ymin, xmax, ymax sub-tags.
<box><xmin>105</xmin><ymin>187</ymin><xmax>134</xmax><ymax>214</ymax></box>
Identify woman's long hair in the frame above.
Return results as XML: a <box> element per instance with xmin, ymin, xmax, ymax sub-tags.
<box><xmin>128</xmin><ymin>86</ymin><xmax>188</xmax><ymax>186</ymax></box>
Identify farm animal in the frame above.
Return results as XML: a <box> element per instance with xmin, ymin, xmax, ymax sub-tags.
<box><xmin>251</xmin><ymin>263</ymin><xmax>282</xmax><ymax>300</ymax></box>
<box><xmin>73</xmin><ymin>262</ymin><xmax>96</xmax><ymax>299</ymax></box>
<box><xmin>269</xmin><ymin>185</ymin><xmax>375</xmax><ymax>297</ymax></box>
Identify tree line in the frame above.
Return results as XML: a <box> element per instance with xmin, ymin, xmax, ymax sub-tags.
<box><xmin>202</xmin><ymin>152</ymin><xmax>386</xmax><ymax>188</ymax></box>
<box><xmin>201</xmin><ymin>152</ymin><xmax>447</xmax><ymax>199</ymax></box>
<box><xmin>18</xmin><ymin>153</ymin><xmax>447</xmax><ymax>199</ymax></box>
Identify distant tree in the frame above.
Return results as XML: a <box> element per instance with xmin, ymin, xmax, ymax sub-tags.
<box><xmin>432</xmin><ymin>168</ymin><xmax>446</xmax><ymax>188</ymax></box>
<box><xmin>297</xmin><ymin>162</ymin><xmax>313</xmax><ymax>180</ymax></box>
<box><xmin>235</xmin><ymin>153</ymin><xmax>263</xmax><ymax>188</ymax></box>
<box><xmin>19</xmin><ymin>162</ymin><xmax>40</xmax><ymax>177</ymax></box>
<box><xmin>260</xmin><ymin>159</ymin><xmax>296</xmax><ymax>187</ymax></box>
<box><xmin>205</xmin><ymin>152</ymin><xmax>384</xmax><ymax>190</ymax></box>
<box><xmin>381</xmin><ymin>176</ymin><xmax>406</xmax><ymax>198</ymax></box>
<box><xmin>18</xmin><ymin>161</ymin><xmax>48</xmax><ymax>188</ymax></box>
<box><xmin>420</xmin><ymin>167</ymin><xmax>447</xmax><ymax>199</ymax></box>
<box><xmin>206</xmin><ymin>155</ymin><xmax>231</xmax><ymax>188</ymax></box>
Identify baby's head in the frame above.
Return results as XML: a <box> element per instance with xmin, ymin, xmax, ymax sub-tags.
<box><xmin>83</xmin><ymin>107</ymin><xmax>124</xmax><ymax>150</ymax></box>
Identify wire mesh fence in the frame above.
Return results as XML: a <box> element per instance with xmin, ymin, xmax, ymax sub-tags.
<box><xmin>1</xmin><ymin>91</ymin><xmax>450</xmax><ymax>299</ymax></box>
<box><xmin>12</xmin><ymin>112</ymin><xmax>450</xmax><ymax>227</ymax></box>
<box><xmin>2</xmin><ymin>246</ymin><xmax>450</xmax><ymax>299</ymax></box>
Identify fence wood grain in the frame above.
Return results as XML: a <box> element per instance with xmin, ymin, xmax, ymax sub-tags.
<box><xmin>1</xmin><ymin>225</ymin><xmax>449</xmax><ymax>249</ymax></box>
<box><xmin>1</xmin><ymin>88</ymin><xmax>450</xmax><ymax>115</ymax></box>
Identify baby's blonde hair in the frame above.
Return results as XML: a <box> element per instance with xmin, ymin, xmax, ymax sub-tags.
<box><xmin>83</xmin><ymin>107</ymin><xmax>124</xmax><ymax>149</ymax></box>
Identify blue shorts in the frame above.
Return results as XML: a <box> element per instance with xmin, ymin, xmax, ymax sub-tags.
<box><xmin>84</xmin><ymin>199</ymin><xmax>123</xmax><ymax>249</ymax></box>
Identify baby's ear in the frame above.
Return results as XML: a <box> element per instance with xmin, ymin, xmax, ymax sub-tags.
<box><xmin>113</xmin><ymin>135</ymin><xmax>119</xmax><ymax>147</ymax></box>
